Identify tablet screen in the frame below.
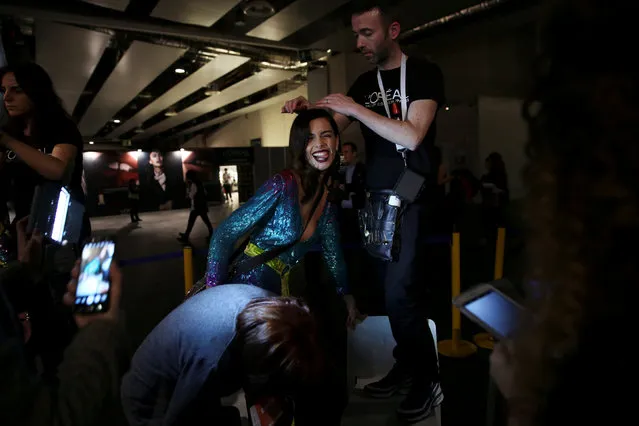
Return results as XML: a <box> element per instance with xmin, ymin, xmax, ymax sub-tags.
<box><xmin>464</xmin><ymin>290</ymin><xmax>522</xmax><ymax>338</ymax></box>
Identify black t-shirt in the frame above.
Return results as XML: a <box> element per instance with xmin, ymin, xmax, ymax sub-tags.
<box><xmin>2</xmin><ymin>117</ymin><xmax>85</xmax><ymax>220</ymax></box>
<box><xmin>347</xmin><ymin>57</ymin><xmax>445</xmax><ymax>191</ymax></box>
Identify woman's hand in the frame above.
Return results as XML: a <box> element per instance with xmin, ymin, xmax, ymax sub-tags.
<box><xmin>343</xmin><ymin>294</ymin><xmax>365</xmax><ymax>330</ymax></box>
<box><xmin>490</xmin><ymin>341</ymin><xmax>516</xmax><ymax>399</ymax></box>
<box><xmin>63</xmin><ymin>260</ymin><xmax>122</xmax><ymax>328</ymax></box>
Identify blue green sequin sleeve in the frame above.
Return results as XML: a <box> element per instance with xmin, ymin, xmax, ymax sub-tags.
<box><xmin>205</xmin><ymin>175</ymin><xmax>285</xmax><ymax>288</ymax></box>
<box><xmin>320</xmin><ymin>202</ymin><xmax>349</xmax><ymax>295</ymax></box>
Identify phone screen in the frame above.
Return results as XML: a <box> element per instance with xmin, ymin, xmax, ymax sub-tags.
<box><xmin>464</xmin><ymin>290</ymin><xmax>522</xmax><ymax>339</ymax></box>
<box><xmin>50</xmin><ymin>187</ymin><xmax>70</xmax><ymax>243</ymax></box>
<box><xmin>74</xmin><ymin>240</ymin><xmax>115</xmax><ymax>313</ymax></box>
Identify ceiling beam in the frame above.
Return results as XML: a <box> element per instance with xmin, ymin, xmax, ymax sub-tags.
<box><xmin>0</xmin><ymin>2</ymin><xmax>306</xmax><ymax>52</ymax></box>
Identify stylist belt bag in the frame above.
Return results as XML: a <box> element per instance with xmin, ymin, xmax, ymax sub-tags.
<box><xmin>358</xmin><ymin>54</ymin><xmax>427</xmax><ymax>262</ymax></box>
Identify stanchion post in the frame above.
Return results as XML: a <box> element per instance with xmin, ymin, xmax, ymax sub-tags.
<box><xmin>183</xmin><ymin>246</ymin><xmax>193</xmax><ymax>295</ymax></box>
<box><xmin>474</xmin><ymin>227</ymin><xmax>507</xmax><ymax>350</ymax></box>
<box><xmin>438</xmin><ymin>232</ymin><xmax>477</xmax><ymax>358</ymax></box>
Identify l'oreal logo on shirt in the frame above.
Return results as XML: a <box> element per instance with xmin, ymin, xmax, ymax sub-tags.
<box><xmin>5</xmin><ymin>147</ymin><xmax>49</xmax><ymax>162</ymax></box>
<box><xmin>364</xmin><ymin>88</ymin><xmax>409</xmax><ymax>109</ymax></box>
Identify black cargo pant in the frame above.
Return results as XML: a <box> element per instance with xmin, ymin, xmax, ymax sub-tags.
<box><xmin>371</xmin><ymin>202</ymin><xmax>439</xmax><ymax>383</ymax></box>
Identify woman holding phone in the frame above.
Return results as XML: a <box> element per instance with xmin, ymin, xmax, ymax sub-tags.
<box><xmin>0</xmin><ymin>62</ymin><xmax>89</xmax><ymax>241</ymax></box>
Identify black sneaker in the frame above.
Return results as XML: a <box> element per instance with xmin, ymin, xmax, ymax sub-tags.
<box><xmin>396</xmin><ymin>382</ymin><xmax>444</xmax><ymax>424</ymax></box>
<box><xmin>363</xmin><ymin>365</ymin><xmax>413</xmax><ymax>398</ymax></box>
<box><xmin>177</xmin><ymin>233</ymin><xmax>189</xmax><ymax>243</ymax></box>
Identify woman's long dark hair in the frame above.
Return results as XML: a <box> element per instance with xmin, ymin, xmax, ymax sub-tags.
<box><xmin>0</xmin><ymin>62</ymin><xmax>73</xmax><ymax>145</ymax></box>
<box><xmin>512</xmin><ymin>0</ymin><xmax>639</xmax><ymax>424</ymax></box>
<box><xmin>288</xmin><ymin>109</ymin><xmax>341</xmax><ymax>204</ymax></box>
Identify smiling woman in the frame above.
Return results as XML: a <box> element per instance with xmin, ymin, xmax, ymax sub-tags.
<box><xmin>191</xmin><ymin>108</ymin><xmax>358</xmax><ymax>424</ymax></box>
<box><xmin>0</xmin><ymin>62</ymin><xmax>89</xmax><ymax>242</ymax></box>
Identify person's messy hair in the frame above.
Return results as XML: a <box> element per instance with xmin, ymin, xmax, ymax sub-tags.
<box><xmin>288</xmin><ymin>109</ymin><xmax>340</xmax><ymax>204</ymax></box>
<box><xmin>236</xmin><ymin>297</ymin><xmax>324</xmax><ymax>390</ymax></box>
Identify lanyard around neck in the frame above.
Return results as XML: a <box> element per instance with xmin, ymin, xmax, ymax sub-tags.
<box><xmin>377</xmin><ymin>54</ymin><xmax>408</xmax><ymax>154</ymax></box>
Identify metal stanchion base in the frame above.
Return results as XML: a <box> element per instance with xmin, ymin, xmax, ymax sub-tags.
<box><xmin>438</xmin><ymin>339</ymin><xmax>478</xmax><ymax>358</ymax></box>
<box><xmin>474</xmin><ymin>332</ymin><xmax>496</xmax><ymax>350</ymax></box>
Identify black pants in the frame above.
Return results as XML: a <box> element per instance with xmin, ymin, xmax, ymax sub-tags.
<box><xmin>130</xmin><ymin>200</ymin><xmax>140</xmax><ymax>222</ymax></box>
<box><xmin>184</xmin><ymin>209</ymin><xmax>213</xmax><ymax>237</ymax></box>
<box><xmin>372</xmin><ymin>203</ymin><xmax>439</xmax><ymax>383</ymax></box>
<box><xmin>296</xmin><ymin>257</ymin><xmax>349</xmax><ymax>426</ymax></box>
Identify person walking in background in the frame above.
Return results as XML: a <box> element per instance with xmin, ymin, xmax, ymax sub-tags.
<box><xmin>128</xmin><ymin>179</ymin><xmax>141</xmax><ymax>223</ymax></box>
<box><xmin>222</xmin><ymin>168</ymin><xmax>232</xmax><ymax>203</ymax></box>
<box><xmin>178</xmin><ymin>170</ymin><xmax>213</xmax><ymax>243</ymax></box>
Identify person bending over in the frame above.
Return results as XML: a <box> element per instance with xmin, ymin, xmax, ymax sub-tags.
<box><xmin>121</xmin><ymin>286</ymin><xmax>323</xmax><ymax>426</ymax></box>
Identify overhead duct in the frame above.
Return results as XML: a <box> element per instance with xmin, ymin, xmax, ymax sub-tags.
<box><xmin>0</xmin><ymin>1</ymin><xmax>303</xmax><ymax>52</ymax></box>
<box><xmin>400</xmin><ymin>0</ymin><xmax>527</xmax><ymax>42</ymax></box>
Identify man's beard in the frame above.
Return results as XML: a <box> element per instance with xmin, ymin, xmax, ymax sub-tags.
<box><xmin>368</xmin><ymin>46</ymin><xmax>389</xmax><ymax>66</ymax></box>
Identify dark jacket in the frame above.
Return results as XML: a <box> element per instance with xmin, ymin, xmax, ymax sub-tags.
<box><xmin>0</xmin><ymin>262</ymin><xmax>128</xmax><ymax>426</ymax></box>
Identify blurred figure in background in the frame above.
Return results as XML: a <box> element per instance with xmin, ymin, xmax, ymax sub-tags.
<box><xmin>480</xmin><ymin>152</ymin><xmax>509</xmax><ymax>239</ymax></box>
<box><xmin>128</xmin><ymin>179</ymin><xmax>141</xmax><ymax>223</ymax></box>
<box><xmin>490</xmin><ymin>1</ymin><xmax>637</xmax><ymax>425</ymax></box>
<box><xmin>177</xmin><ymin>170</ymin><xmax>213</xmax><ymax>243</ymax></box>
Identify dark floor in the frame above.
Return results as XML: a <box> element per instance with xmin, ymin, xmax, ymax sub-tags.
<box><xmin>91</xmin><ymin>200</ymin><xmax>523</xmax><ymax>426</ymax></box>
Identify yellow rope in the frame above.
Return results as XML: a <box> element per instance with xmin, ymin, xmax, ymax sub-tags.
<box><xmin>243</xmin><ymin>242</ymin><xmax>291</xmax><ymax>296</ymax></box>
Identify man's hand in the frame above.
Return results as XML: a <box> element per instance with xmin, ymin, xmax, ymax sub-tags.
<box><xmin>63</xmin><ymin>260</ymin><xmax>123</xmax><ymax>328</ymax></box>
<box><xmin>16</xmin><ymin>216</ymin><xmax>42</xmax><ymax>269</ymax></box>
<box><xmin>281</xmin><ymin>96</ymin><xmax>311</xmax><ymax>113</ymax></box>
<box><xmin>316</xmin><ymin>94</ymin><xmax>359</xmax><ymax>118</ymax></box>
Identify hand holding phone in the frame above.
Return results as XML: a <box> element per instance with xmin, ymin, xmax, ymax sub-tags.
<box><xmin>67</xmin><ymin>240</ymin><xmax>118</xmax><ymax>318</ymax></box>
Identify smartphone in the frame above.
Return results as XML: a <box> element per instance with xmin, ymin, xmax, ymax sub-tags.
<box><xmin>28</xmin><ymin>183</ymin><xmax>85</xmax><ymax>245</ymax></box>
<box><xmin>74</xmin><ymin>240</ymin><xmax>115</xmax><ymax>314</ymax></box>
<box><xmin>454</xmin><ymin>283</ymin><xmax>524</xmax><ymax>340</ymax></box>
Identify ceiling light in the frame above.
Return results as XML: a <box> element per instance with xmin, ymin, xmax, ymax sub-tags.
<box><xmin>89</xmin><ymin>141</ymin><xmax>94</xmax><ymax>145</ymax></box>
<box><xmin>165</xmin><ymin>110</ymin><xmax>178</xmax><ymax>117</ymax></box>
<box><xmin>445</xmin><ymin>106</ymin><xmax>450</xmax><ymax>111</ymax></box>
<box><xmin>204</xmin><ymin>89</ymin><xmax>220</xmax><ymax>96</ymax></box>
<box><xmin>134</xmin><ymin>127</ymin><xmax>144</xmax><ymax>134</ymax></box>
<box><xmin>244</xmin><ymin>99</ymin><xmax>251</xmax><ymax>105</ymax></box>
<box><xmin>242</xmin><ymin>0</ymin><xmax>276</xmax><ymax>18</ymax></box>
<box><xmin>113</xmin><ymin>119</ymin><xmax>121</xmax><ymax>123</ymax></box>
<box><xmin>327</xmin><ymin>49</ymin><xmax>332</xmax><ymax>54</ymax></box>
<box><xmin>175</xmin><ymin>68</ymin><xmax>186</xmax><ymax>74</ymax></box>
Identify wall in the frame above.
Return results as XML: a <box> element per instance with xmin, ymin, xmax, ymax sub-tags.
<box><xmin>203</xmin><ymin>85</ymin><xmax>307</xmax><ymax>148</ymax></box>
<box><xmin>478</xmin><ymin>96</ymin><xmax>528</xmax><ymax>199</ymax></box>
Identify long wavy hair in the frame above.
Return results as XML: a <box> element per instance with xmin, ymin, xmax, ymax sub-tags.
<box><xmin>0</xmin><ymin>62</ymin><xmax>73</xmax><ymax>146</ymax></box>
<box><xmin>288</xmin><ymin>109</ymin><xmax>341</xmax><ymax>204</ymax></box>
<box><xmin>512</xmin><ymin>0</ymin><xmax>638</xmax><ymax>424</ymax></box>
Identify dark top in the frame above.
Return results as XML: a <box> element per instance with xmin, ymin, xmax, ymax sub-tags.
<box><xmin>2</xmin><ymin>117</ymin><xmax>85</xmax><ymax>220</ymax></box>
<box><xmin>347</xmin><ymin>56</ymin><xmax>445</xmax><ymax>192</ymax></box>
<box><xmin>121</xmin><ymin>284</ymin><xmax>272</xmax><ymax>426</ymax></box>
